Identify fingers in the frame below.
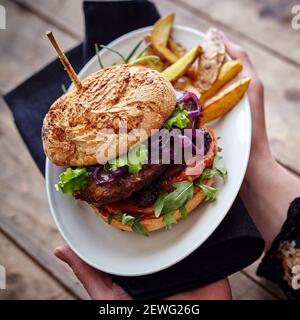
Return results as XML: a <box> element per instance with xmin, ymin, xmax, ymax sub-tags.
<box><xmin>54</xmin><ymin>245</ymin><xmax>114</xmax><ymax>299</ymax></box>
<box><xmin>220</xmin><ymin>32</ymin><xmax>256</xmax><ymax>79</ymax></box>
<box><xmin>220</xmin><ymin>31</ymin><xmax>264</xmax><ymax>99</ymax></box>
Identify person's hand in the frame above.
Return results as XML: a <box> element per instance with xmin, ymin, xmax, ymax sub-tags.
<box><xmin>220</xmin><ymin>32</ymin><xmax>271</xmax><ymax>159</ymax></box>
<box><xmin>221</xmin><ymin>34</ymin><xmax>300</xmax><ymax>249</ymax></box>
<box><xmin>54</xmin><ymin>245</ymin><xmax>131</xmax><ymax>299</ymax></box>
<box><xmin>54</xmin><ymin>245</ymin><xmax>232</xmax><ymax>300</ymax></box>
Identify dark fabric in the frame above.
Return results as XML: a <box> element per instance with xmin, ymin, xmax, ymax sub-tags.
<box><xmin>3</xmin><ymin>0</ymin><xmax>264</xmax><ymax>300</ymax></box>
<box><xmin>83</xmin><ymin>0</ymin><xmax>160</xmax><ymax>62</ymax></box>
<box><xmin>257</xmin><ymin>198</ymin><xmax>300</xmax><ymax>300</ymax></box>
<box><xmin>113</xmin><ymin>196</ymin><xmax>264</xmax><ymax>299</ymax></box>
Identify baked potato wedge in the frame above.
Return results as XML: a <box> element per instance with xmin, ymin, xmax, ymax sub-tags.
<box><xmin>151</xmin><ymin>13</ymin><xmax>174</xmax><ymax>47</ymax></box>
<box><xmin>200</xmin><ymin>59</ymin><xmax>243</xmax><ymax>102</ymax></box>
<box><xmin>150</xmin><ymin>13</ymin><xmax>178</xmax><ymax>63</ymax></box>
<box><xmin>168</xmin><ymin>36</ymin><xmax>186</xmax><ymax>58</ymax></box>
<box><xmin>162</xmin><ymin>46</ymin><xmax>202</xmax><ymax>82</ymax></box>
<box><xmin>201</xmin><ymin>77</ymin><xmax>250</xmax><ymax>124</ymax></box>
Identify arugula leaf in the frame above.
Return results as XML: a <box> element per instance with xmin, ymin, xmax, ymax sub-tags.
<box><xmin>164</xmin><ymin>104</ymin><xmax>189</xmax><ymax>129</ymax></box>
<box><xmin>121</xmin><ymin>213</ymin><xmax>136</xmax><ymax>226</ymax></box>
<box><xmin>107</xmin><ymin>214</ymin><xmax>113</xmax><ymax>224</ymax></box>
<box><xmin>162</xmin><ymin>181</ymin><xmax>194</xmax><ymax>214</ymax></box>
<box><xmin>105</xmin><ymin>144</ymin><xmax>148</xmax><ymax>174</ymax></box>
<box><xmin>200</xmin><ymin>168</ymin><xmax>224</xmax><ymax>181</ymax></box>
<box><xmin>163</xmin><ymin>212</ymin><xmax>177</xmax><ymax>230</ymax></box>
<box><xmin>55</xmin><ymin>168</ymin><xmax>90</xmax><ymax>195</ymax></box>
<box><xmin>154</xmin><ymin>191</ymin><xmax>168</xmax><ymax>218</ymax></box>
<box><xmin>115</xmin><ymin>212</ymin><xmax>124</xmax><ymax>222</ymax></box>
<box><xmin>199</xmin><ymin>153</ymin><xmax>227</xmax><ymax>183</ymax></box>
<box><xmin>132</xmin><ymin>221</ymin><xmax>149</xmax><ymax>236</ymax></box>
<box><xmin>179</xmin><ymin>205</ymin><xmax>189</xmax><ymax>218</ymax></box>
<box><xmin>154</xmin><ymin>181</ymin><xmax>194</xmax><ymax>222</ymax></box>
<box><xmin>195</xmin><ymin>180</ymin><xmax>219</xmax><ymax>202</ymax></box>
<box><xmin>115</xmin><ymin>212</ymin><xmax>136</xmax><ymax>227</ymax></box>
<box><xmin>114</xmin><ymin>212</ymin><xmax>148</xmax><ymax>236</ymax></box>
<box><xmin>213</xmin><ymin>154</ymin><xmax>227</xmax><ymax>182</ymax></box>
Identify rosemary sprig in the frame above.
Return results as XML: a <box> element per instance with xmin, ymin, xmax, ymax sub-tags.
<box><xmin>136</xmin><ymin>43</ymin><xmax>151</xmax><ymax>59</ymax></box>
<box><xmin>131</xmin><ymin>55</ymin><xmax>160</xmax><ymax>65</ymax></box>
<box><xmin>125</xmin><ymin>39</ymin><xmax>144</xmax><ymax>63</ymax></box>
<box><xmin>99</xmin><ymin>44</ymin><xmax>126</xmax><ymax>63</ymax></box>
<box><xmin>94</xmin><ymin>41</ymin><xmax>159</xmax><ymax>68</ymax></box>
<box><xmin>94</xmin><ymin>43</ymin><xmax>104</xmax><ymax>69</ymax></box>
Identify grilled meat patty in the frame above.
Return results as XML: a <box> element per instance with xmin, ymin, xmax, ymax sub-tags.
<box><xmin>133</xmin><ymin>164</ymin><xmax>186</xmax><ymax>208</ymax></box>
<box><xmin>77</xmin><ymin>128</ymin><xmax>213</xmax><ymax>208</ymax></box>
<box><xmin>76</xmin><ymin>164</ymin><xmax>166</xmax><ymax>206</ymax></box>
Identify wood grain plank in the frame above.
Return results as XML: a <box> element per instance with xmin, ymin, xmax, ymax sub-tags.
<box><xmin>229</xmin><ymin>272</ymin><xmax>277</xmax><ymax>300</ymax></box>
<box><xmin>13</xmin><ymin>0</ymin><xmax>83</xmax><ymax>40</ymax></box>
<box><xmin>0</xmin><ymin>0</ymin><xmax>78</xmax><ymax>93</ymax></box>
<box><xmin>0</xmin><ymin>97</ymin><xmax>89</xmax><ymax>300</ymax></box>
<box><xmin>0</xmin><ymin>231</ymin><xmax>74</xmax><ymax>299</ymax></box>
<box><xmin>25</xmin><ymin>0</ymin><xmax>300</xmax><ymax>67</ymax></box>
<box><xmin>1</xmin><ymin>0</ymin><xmax>294</xmax><ymax>300</ymax></box>
<box><xmin>243</xmin><ymin>260</ymin><xmax>286</xmax><ymax>299</ymax></box>
<box><xmin>174</xmin><ymin>0</ymin><xmax>300</xmax><ymax>67</ymax></box>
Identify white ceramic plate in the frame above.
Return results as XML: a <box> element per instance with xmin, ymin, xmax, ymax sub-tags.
<box><xmin>46</xmin><ymin>26</ymin><xmax>251</xmax><ymax>276</ymax></box>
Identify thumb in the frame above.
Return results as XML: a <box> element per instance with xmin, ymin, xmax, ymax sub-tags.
<box><xmin>220</xmin><ymin>31</ymin><xmax>257</xmax><ymax>81</ymax></box>
<box><xmin>54</xmin><ymin>245</ymin><xmax>115</xmax><ymax>299</ymax></box>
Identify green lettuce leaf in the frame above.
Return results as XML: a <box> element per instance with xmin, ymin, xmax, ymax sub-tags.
<box><xmin>105</xmin><ymin>143</ymin><xmax>148</xmax><ymax>174</ymax></box>
<box><xmin>164</xmin><ymin>104</ymin><xmax>189</xmax><ymax>129</ymax></box>
<box><xmin>55</xmin><ymin>168</ymin><xmax>90</xmax><ymax>195</ymax></box>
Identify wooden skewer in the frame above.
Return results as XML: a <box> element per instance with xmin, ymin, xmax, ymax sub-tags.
<box><xmin>46</xmin><ymin>31</ymin><xmax>82</xmax><ymax>91</ymax></box>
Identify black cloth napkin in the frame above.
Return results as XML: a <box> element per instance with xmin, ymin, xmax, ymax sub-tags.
<box><xmin>4</xmin><ymin>0</ymin><xmax>264</xmax><ymax>300</ymax></box>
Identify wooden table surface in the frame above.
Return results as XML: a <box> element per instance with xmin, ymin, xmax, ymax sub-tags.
<box><xmin>1</xmin><ymin>0</ymin><xmax>299</xmax><ymax>300</ymax></box>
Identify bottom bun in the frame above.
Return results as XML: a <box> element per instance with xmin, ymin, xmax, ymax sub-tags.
<box><xmin>92</xmin><ymin>178</ymin><xmax>214</xmax><ymax>233</ymax></box>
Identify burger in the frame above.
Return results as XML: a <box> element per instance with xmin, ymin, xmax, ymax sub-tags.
<box><xmin>42</xmin><ymin>64</ymin><xmax>225</xmax><ymax>236</ymax></box>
